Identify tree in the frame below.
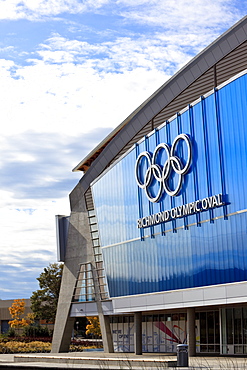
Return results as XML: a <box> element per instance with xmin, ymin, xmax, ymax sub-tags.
<box><xmin>30</xmin><ymin>263</ymin><xmax>63</xmax><ymax>323</ymax></box>
<box><xmin>8</xmin><ymin>299</ymin><xmax>34</xmax><ymax>330</ymax></box>
<box><xmin>86</xmin><ymin>316</ymin><xmax>101</xmax><ymax>337</ymax></box>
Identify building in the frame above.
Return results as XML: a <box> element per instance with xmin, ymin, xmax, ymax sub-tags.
<box><xmin>0</xmin><ymin>299</ymin><xmax>31</xmax><ymax>334</ymax></box>
<box><xmin>52</xmin><ymin>16</ymin><xmax>247</xmax><ymax>356</ymax></box>
<box><xmin>0</xmin><ymin>299</ymin><xmax>54</xmax><ymax>334</ymax></box>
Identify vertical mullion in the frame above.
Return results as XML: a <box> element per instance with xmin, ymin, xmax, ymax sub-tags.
<box><xmin>189</xmin><ymin>104</ymin><xmax>201</xmax><ymax>227</ymax></box>
<box><xmin>155</xmin><ymin>127</ymin><xmax>166</xmax><ymax>236</ymax></box>
<box><xmin>177</xmin><ymin>112</ymin><xmax>188</xmax><ymax>230</ymax></box>
<box><xmin>201</xmin><ymin>96</ymin><xmax>214</xmax><ymax>223</ymax></box>
<box><xmin>166</xmin><ymin>121</ymin><xmax>176</xmax><ymax>233</ymax></box>
<box><xmin>214</xmin><ymin>88</ymin><xmax>227</xmax><ymax>220</ymax></box>
<box><xmin>135</xmin><ymin>143</ymin><xmax>144</xmax><ymax>240</ymax></box>
<box><xmin>145</xmin><ymin>135</ymin><xmax>155</xmax><ymax>238</ymax></box>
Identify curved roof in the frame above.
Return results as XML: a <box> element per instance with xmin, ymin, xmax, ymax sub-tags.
<box><xmin>70</xmin><ymin>16</ymin><xmax>247</xmax><ymax>207</ymax></box>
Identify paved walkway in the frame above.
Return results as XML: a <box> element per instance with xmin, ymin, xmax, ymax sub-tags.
<box><xmin>0</xmin><ymin>352</ymin><xmax>247</xmax><ymax>369</ymax></box>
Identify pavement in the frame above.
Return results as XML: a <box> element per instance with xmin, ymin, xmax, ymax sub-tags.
<box><xmin>0</xmin><ymin>352</ymin><xmax>247</xmax><ymax>369</ymax></box>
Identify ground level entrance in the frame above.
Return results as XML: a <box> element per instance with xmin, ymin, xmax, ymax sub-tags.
<box><xmin>110</xmin><ymin>310</ymin><xmax>219</xmax><ymax>354</ymax></box>
<box><xmin>110</xmin><ymin>306</ymin><xmax>247</xmax><ymax>355</ymax></box>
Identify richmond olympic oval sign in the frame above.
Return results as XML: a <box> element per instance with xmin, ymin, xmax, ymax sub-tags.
<box><xmin>135</xmin><ymin>134</ymin><xmax>192</xmax><ymax>202</ymax></box>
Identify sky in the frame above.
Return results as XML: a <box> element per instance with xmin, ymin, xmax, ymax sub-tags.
<box><xmin>0</xmin><ymin>0</ymin><xmax>246</xmax><ymax>300</ymax></box>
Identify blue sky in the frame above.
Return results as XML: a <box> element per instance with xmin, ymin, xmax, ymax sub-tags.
<box><xmin>0</xmin><ymin>0</ymin><xmax>246</xmax><ymax>300</ymax></box>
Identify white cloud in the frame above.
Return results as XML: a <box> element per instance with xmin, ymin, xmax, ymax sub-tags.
<box><xmin>0</xmin><ymin>0</ymin><xmax>243</xmax><ymax>31</ymax></box>
<box><xmin>0</xmin><ymin>0</ymin><xmax>110</xmax><ymax>20</ymax></box>
<box><xmin>0</xmin><ymin>57</ymin><xmax>170</xmax><ymax>138</ymax></box>
<box><xmin>117</xmin><ymin>0</ymin><xmax>241</xmax><ymax>30</ymax></box>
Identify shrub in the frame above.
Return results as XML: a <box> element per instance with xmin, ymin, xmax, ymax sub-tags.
<box><xmin>7</xmin><ymin>328</ymin><xmax>16</xmax><ymax>337</ymax></box>
<box><xmin>0</xmin><ymin>341</ymin><xmax>51</xmax><ymax>354</ymax></box>
<box><xmin>23</xmin><ymin>325</ymin><xmax>51</xmax><ymax>338</ymax></box>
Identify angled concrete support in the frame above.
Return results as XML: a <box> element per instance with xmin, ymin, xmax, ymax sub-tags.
<box><xmin>52</xmin><ymin>183</ymin><xmax>114</xmax><ymax>353</ymax></box>
<box><xmin>98</xmin><ymin>314</ymin><xmax>114</xmax><ymax>353</ymax></box>
<box><xmin>52</xmin><ymin>186</ymin><xmax>94</xmax><ymax>353</ymax></box>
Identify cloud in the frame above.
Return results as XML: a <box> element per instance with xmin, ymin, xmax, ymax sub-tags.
<box><xmin>38</xmin><ymin>33</ymin><xmax>194</xmax><ymax>73</ymax></box>
<box><xmin>0</xmin><ymin>128</ymin><xmax>113</xmax><ymax>299</ymax></box>
<box><xmin>0</xmin><ymin>129</ymin><xmax>112</xmax><ymax>199</ymax></box>
<box><xmin>0</xmin><ymin>57</ymin><xmax>170</xmax><ymax>139</ymax></box>
<box><xmin>0</xmin><ymin>0</ymin><xmax>110</xmax><ymax>20</ymax></box>
<box><xmin>117</xmin><ymin>0</ymin><xmax>241</xmax><ymax>30</ymax></box>
<box><xmin>0</xmin><ymin>0</ymin><xmax>243</xmax><ymax>33</ymax></box>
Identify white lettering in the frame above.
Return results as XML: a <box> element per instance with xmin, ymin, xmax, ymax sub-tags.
<box><xmin>202</xmin><ymin>197</ymin><xmax>208</xmax><ymax>210</ymax></box>
<box><xmin>136</xmin><ymin>193</ymin><xmax>225</xmax><ymax>228</ymax></box>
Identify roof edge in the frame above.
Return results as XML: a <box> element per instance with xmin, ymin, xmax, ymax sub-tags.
<box><xmin>72</xmin><ymin>15</ymin><xmax>247</xmax><ymax>174</ymax></box>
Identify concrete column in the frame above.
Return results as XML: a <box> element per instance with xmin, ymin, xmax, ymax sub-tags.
<box><xmin>187</xmin><ymin>307</ymin><xmax>196</xmax><ymax>357</ymax></box>
<box><xmin>98</xmin><ymin>314</ymin><xmax>114</xmax><ymax>353</ymax></box>
<box><xmin>52</xmin><ymin>186</ymin><xmax>95</xmax><ymax>353</ymax></box>
<box><xmin>134</xmin><ymin>312</ymin><xmax>142</xmax><ymax>355</ymax></box>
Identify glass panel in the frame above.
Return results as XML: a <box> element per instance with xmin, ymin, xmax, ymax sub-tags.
<box><xmin>234</xmin><ymin>345</ymin><xmax>243</xmax><ymax>354</ymax></box>
<box><xmin>94</xmin><ymin>247</ymin><xmax>101</xmax><ymax>255</ymax></box>
<box><xmin>86</xmin><ymin>271</ymin><xmax>92</xmax><ymax>279</ymax></box>
<box><xmin>93</xmin><ymin>239</ymin><xmax>100</xmax><ymax>247</ymax></box>
<box><xmin>78</xmin><ymin>272</ymin><xmax>85</xmax><ymax>280</ymax></box>
<box><xmin>91</xmin><ymin>231</ymin><xmax>99</xmax><ymax>239</ymax></box>
<box><xmin>221</xmin><ymin>308</ymin><xmax>227</xmax><ymax>345</ymax></box>
<box><xmin>172</xmin><ymin>314</ymin><xmax>179</xmax><ymax>321</ymax></box>
<box><xmin>95</xmin><ymin>254</ymin><xmax>103</xmax><ymax>262</ymax></box>
<box><xmin>208</xmin><ymin>345</ymin><xmax>215</xmax><ymax>352</ymax></box>
<box><xmin>215</xmin><ymin>345</ymin><xmax>220</xmax><ymax>353</ymax></box>
<box><xmin>86</xmin><ymin>278</ymin><xmax>93</xmax><ymax>286</ymax></box>
<box><xmin>215</xmin><ymin>311</ymin><xmax>220</xmax><ymax>344</ymax></box>
<box><xmin>179</xmin><ymin>313</ymin><xmax>186</xmax><ymax>321</ymax></box>
<box><xmin>89</xmin><ymin>216</ymin><xmax>97</xmax><ymax>224</ymax></box>
<box><xmin>207</xmin><ymin>312</ymin><xmax>215</xmax><ymax>344</ymax></box>
<box><xmin>243</xmin><ymin>308</ymin><xmax>247</xmax><ymax>344</ymax></box>
<box><xmin>200</xmin><ymin>345</ymin><xmax>208</xmax><ymax>352</ymax></box>
<box><xmin>234</xmin><ymin>308</ymin><xmax>242</xmax><ymax>344</ymax></box>
<box><xmin>200</xmin><ymin>312</ymin><xmax>207</xmax><ymax>344</ymax></box>
<box><xmin>90</xmin><ymin>223</ymin><xmax>98</xmax><ymax>232</ymax></box>
<box><xmin>226</xmin><ymin>309</ymin><xmax>233</xmax><ymax>344</ymax></box>
<box><xmin>88</xmin><ymin>210</ymin><xmax>95</xmax><ymax>217</ymax></box>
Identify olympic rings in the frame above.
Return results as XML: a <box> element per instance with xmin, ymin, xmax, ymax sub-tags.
<box><xmin>135</xmin><ymin>134</ymin><xmax>192</xmax><ymax>202</ymax></box>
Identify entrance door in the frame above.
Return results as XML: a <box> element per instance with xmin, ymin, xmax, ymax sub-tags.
<box><xmin>197</xmin><ymin>311</ymin><xmax>220</xmax><ymax>353</ymax></box>
<box><xmin>221</xmin><ymin>307</ymin><xmax>247</xmax><ymax>355</ymax></box>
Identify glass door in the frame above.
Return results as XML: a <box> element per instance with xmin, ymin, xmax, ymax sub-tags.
<box><xmin>197</xmin><ymin>311</ymin><xmax>220</xmax><ymax>353</ymax></box>
<box><xmin>221</xmin><ymin>307</ymin><xmax>247</xmax><ymax>355</ymax></box>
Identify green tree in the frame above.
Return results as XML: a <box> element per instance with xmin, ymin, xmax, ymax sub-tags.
<box><xmin>30</xmin><ymin>263</ymin><xmax>63</xmax><ymax>323</ymax></box>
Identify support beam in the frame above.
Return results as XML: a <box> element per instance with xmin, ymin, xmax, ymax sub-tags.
<box><xmin>52</xmin><ymin>188</ymin><xmax>95</xmax><ymax>353</ymax></box>
<box><xmin>98</xmin><ymin>314</ymin><xmax>114</xmax><ymax>353</ymax></box>
<box><xmin>187</xmin><ymin>307</ymin><xmax>196</xmax><ymax>357</ymax></box>
<box><xmin>134</xmin><ymin>312</ymin><xmax>142</xmax><ymax>355</ymax></box>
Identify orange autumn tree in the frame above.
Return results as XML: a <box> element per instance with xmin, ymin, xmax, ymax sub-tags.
<box><xmin>8</xmin><ymin>299</ymin><xmax>35</xmax><ymax>330</ymax></box>
<box><xmin>86</xmin><ymin>316</ymin><xmax>101</xmax><ymax>337</ymax></box>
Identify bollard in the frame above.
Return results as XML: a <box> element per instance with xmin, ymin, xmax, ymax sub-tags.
<box><xmin>177</xmin><ymin>344</ymin><xmax>188</xmax><ymax>367</ymax></box>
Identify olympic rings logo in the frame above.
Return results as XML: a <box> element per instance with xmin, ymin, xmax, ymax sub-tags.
<box><xmin>135</xmin><ymin>134</ymin><xmax>192</xmax><ymax>202</ymax></box>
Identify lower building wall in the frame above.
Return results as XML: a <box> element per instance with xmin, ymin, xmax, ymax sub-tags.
<box><xmin>107</xmin><ymin>306</ymin><xmax>247</xmax><ymax>355</ymax></box>
<box><xmin>110</xmin><ymin>313</ymin><xmax>189</xmax><ymax>353</ymax></box>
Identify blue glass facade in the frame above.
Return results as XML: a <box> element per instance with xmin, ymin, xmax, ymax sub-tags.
<box><xmin>92</xmin><ymin>72</ymin><xmax>247</xmax><ymax>298</ymax></box>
